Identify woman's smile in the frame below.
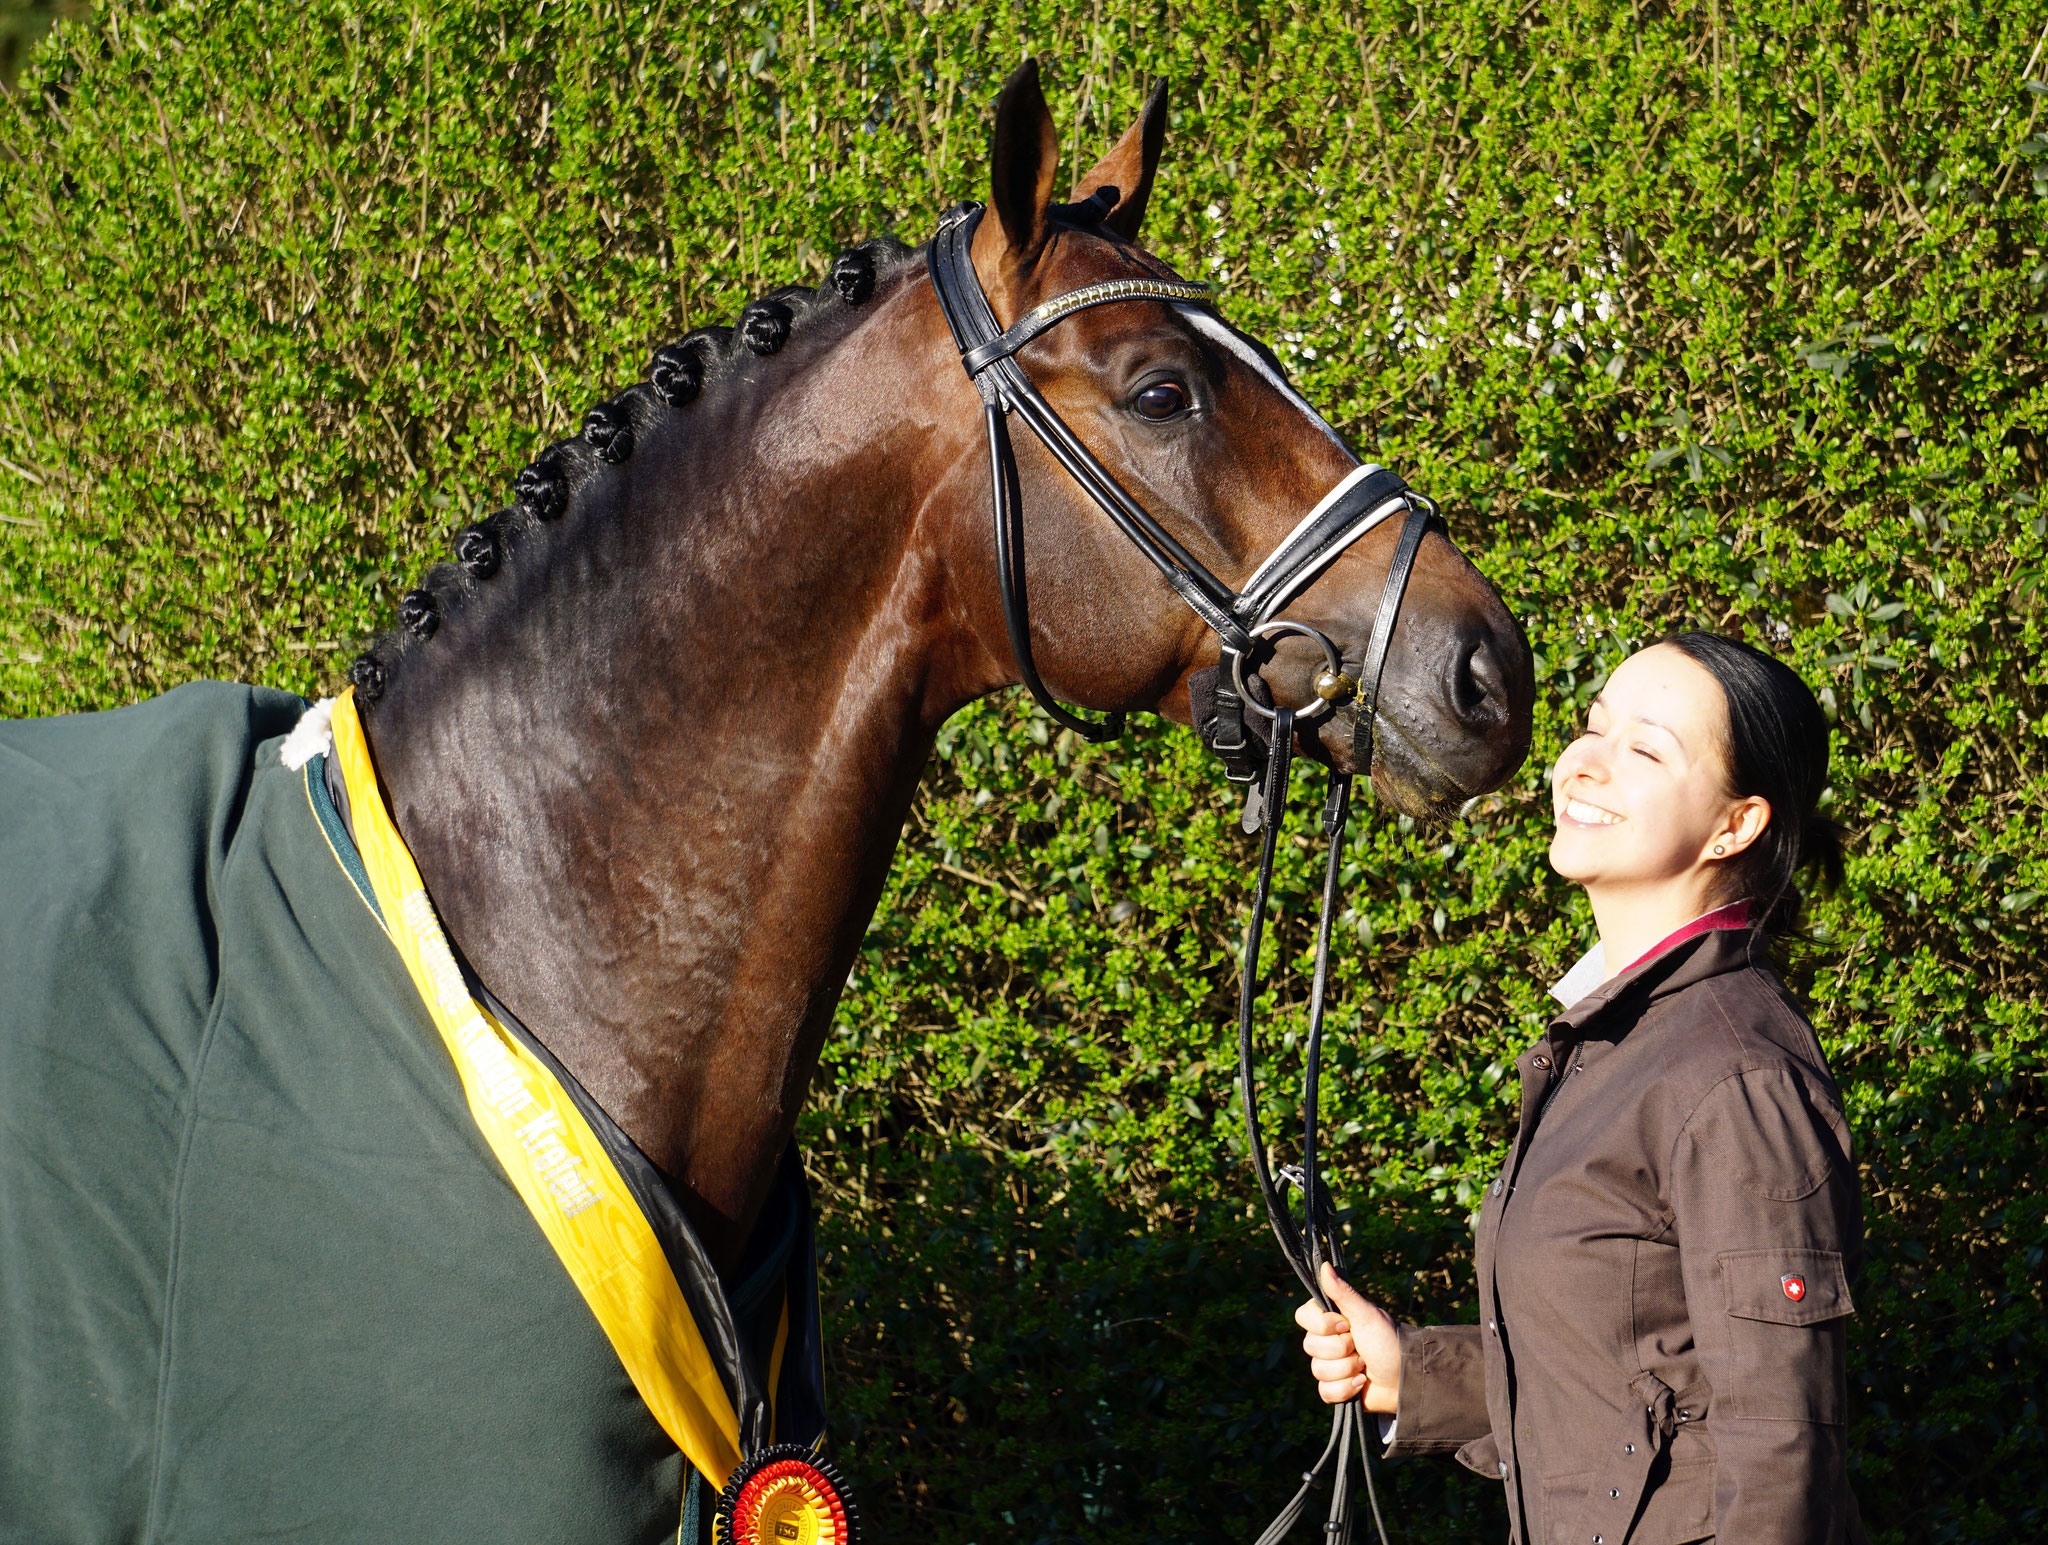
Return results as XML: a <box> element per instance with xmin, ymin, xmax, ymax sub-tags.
<box><xmin>1559</xmin><ymin>795</ymin><xmax>1623</xmax><ymax>827</ymax></box>
<box><xmin>1543</xmin><ymin>643</ymin><xmax>1771</xmax><ymax>940</ymax></box>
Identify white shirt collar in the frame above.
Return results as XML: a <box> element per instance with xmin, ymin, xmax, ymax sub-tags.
<box><xmin>1547</xmin><ymin>943</ymin><xmax>1607</xmax><ymax>1008</ymax></box>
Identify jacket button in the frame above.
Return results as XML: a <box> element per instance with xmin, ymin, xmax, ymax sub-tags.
<box><xmin>1532</xmin><ymin>1054</ymin><xmax>1552</xmax><ymax>1069</ymax></box>
<box><xmin>1492</xmin><ymin>1176</ymin><xmax>1503</xmax><ymax>1196</ymax></box>
<box><xmin>1487</xmin><ymin>1319</ymin><xmax>1497</xmax><ymax>1332</ymax></box>
<box><xmin>1609</xmin><ymin>1488</ymin><xmax>1621</xmax><ymax>1498</ymax></box>
<box><xmin>1624</xmin><ymin>1443</ymin><xmax>1635</xmax><ymax>1454</ymax></box>
<box><xmin>1498</xmin><ymin>1459</ymin><xmax>1508</xmax><ymax>1478</ymax></box>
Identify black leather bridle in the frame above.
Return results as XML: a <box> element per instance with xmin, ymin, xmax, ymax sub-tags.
<box><xmin>928</xmin><ymin>197</ymin><xmax>1441</xmax><ymax>1545</ymax></box>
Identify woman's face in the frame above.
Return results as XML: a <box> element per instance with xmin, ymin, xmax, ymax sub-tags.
<box><xmin>1549</xmin><ymin>644</ymin><xmax>1768</xmax><ymax>892</ymax></box>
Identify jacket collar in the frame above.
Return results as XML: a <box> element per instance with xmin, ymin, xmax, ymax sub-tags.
<box><xmin>1548</xmin><ymin>899</ymin><xmax>1752</xmax><ymax>1010</ymax></box>
<box><xmin>1546</xmin><ymin>925</ymin><xmax>1759</xmax><ymax>1043</ymax></box>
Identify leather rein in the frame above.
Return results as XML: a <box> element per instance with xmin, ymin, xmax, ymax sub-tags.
<box><xmin>928</xmin><ymin>198</ymin><xmax>1439</xmax><ymax>1545</ymax></box>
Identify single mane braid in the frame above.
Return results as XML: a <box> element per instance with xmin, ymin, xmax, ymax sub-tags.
<box><xmin>455</xmin><ymin>523</ymin><xmax>501</xmax><ymax>580</ymax></box>
<box><xmin>739</xmin><ymin>298</ymin><xmax>793</xmax><ymax>356</ymax></box>
<box><xmin>514</xmin><ymin>454</ymin><xmax>567</xmax><ymax>521</ymax></box>
<box><xmin>398</xmin><ymin>589</ymin><xmax>440</xmax><ymax>640</ymax></box>
<box><xmin>349</xmin><ymin>651</ymin><xmax>389</xmax><ymax>702</ymax></box>
<box><xmin>829</xmin><ymin>250</ymin><xmax>875</xmax><ymax>304</ymax></box>
<box><xmin>582</xmin><ymin>399</ymin><xmax>635</xmax><ymax>463</ymax></box>
<box><xmin>649</xmin><ymin>334</ymin><xmax>716</xmax><ymax>405</ymax></box>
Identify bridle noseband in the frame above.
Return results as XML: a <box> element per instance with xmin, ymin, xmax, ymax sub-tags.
<box><xmin>927</xmin><ymin>198</ymin><xmax>1447</xmax><ymax>1545</ymax></box>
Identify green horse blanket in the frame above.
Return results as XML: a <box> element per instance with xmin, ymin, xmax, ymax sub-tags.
<box><xmin>0</xmin><ymin>684</ymin><xmax>821</xmax><ymax>1544</ymax></box>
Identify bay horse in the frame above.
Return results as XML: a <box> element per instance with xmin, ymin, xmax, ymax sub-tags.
<box><xmin>0</xmin><ymin>61</ymin><xmax>1530</xmax><ymax>1544</ymax></box>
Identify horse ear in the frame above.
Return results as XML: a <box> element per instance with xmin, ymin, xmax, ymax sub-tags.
<box><xmin>985</xmin><ymin>58</ymin><xmax>1059</xmax><ymax>263</ymax></box>
<box><xmin>1065</xmin><ymin>78</ymin><xmax>1168</xmax><ymax>244</ymax></box>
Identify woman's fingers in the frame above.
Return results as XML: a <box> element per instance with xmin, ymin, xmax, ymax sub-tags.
<box><xmin>1300</xmin><ymin>1330</ymin><xmax>1355</xmax><ymax>1361</ymax></box>
<box><xmin>1317</xmin><ymin>1264</ymin><xmax>1402</xmax><ymax>1415</ymax></box>
<box><xmin>1319</xmin><ymin>1372</ymin><xmax>1368</xmax><ymax>1403</ymax></box>
<box><xmin>1297</xmin><ymin>1269</ymin><xmax>1402</xmax><ymax>1410</ymax></box>
<box><xmin>1320</xmin><ymin>1263</ymin><xmax>1402</xmax><ymax>1369</ymax></box>
<box><xmin>1293</xmin><ymin>1298</ymin><xmax>1347</xmax><ymax>1336</ymax></box>
<box><xmin>1297</xmin><ymin>1293</ymin><xmax>1368</xmax><ymax>1405</ymax></box>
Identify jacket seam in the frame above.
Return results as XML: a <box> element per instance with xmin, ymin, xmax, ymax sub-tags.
<box><xmin>1628</xmin><ymin>1236</ymin><xmax>1643</xmax><ymax>1376</ymax></box>
<box><xmin>1667</xmin><ymin>1064</ymin><xmax>1768</xmax><ymax>1170</ymax></box>
<box><xmin>1664</xmin><ymin>1056</ymin><xmax>1845</xmax><ymax>1182</ymax></box>
<box><xmin>1700</xmin><ymin>970</ymin><xmax>1841</xmax><ymax>1085</ymax></box>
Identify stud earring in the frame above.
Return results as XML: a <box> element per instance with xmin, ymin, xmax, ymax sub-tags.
<box><xmin>1712</xmin><ymin>845</ymin><xmax>1727</xmax><ymax>856</ymax></box>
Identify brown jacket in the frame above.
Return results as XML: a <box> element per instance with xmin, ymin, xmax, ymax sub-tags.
<box><xmin>1387</xmin><ymin>928</ymin><xmax>1864</xmax><ymax>1545</ymax></box>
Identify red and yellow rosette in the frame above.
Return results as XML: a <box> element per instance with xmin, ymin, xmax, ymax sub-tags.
<box><xmin>714</xmin><ymin>1445</ymin><xmax>859</xmax><ymax>1545</ymax></box>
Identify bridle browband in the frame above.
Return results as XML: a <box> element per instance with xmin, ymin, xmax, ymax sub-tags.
<box><xmin>926</xmin><ymin>198</ymin><xmax>1446</xmax><ymax>1545</ymax></box>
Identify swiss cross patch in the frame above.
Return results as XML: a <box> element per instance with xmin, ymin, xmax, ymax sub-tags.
<box><xmin>1781</xmin><ymin>1273</ymin><xmax>1807</xmax><ymax>1301</ymax></box>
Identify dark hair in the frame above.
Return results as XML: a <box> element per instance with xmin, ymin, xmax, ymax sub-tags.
<box><xmin>1661</xmin><ymin>631</ymin><xmax>1845</xmax><ymax>938</ymax></box>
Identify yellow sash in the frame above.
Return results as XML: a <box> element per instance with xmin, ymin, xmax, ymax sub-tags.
<box><xmin>328</xmin><ymin>688</ymin><xmax>747</xmax><ymax>1487</ymax></box>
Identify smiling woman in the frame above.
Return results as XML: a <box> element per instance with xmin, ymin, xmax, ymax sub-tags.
<box><xmin>1550</xmin><ymin>633</ymin><xmax>1845</xmax><ymax>978</ymax></box>
<box><xmin>1296</xmin><ymin>633</ymin><xmax>1865</xmax><ymax>1545</ymax></box>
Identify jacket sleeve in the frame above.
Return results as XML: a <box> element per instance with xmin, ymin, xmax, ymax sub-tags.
<box><xmin>1672</xmin><ymin>1063</ymin><xmax>1860</xmax><ymax>1544</ymax></box>
<box><xmin>1383</xmin><ymin>1322</ymin><xmax>1495</xmax><ymax>1470</ymax></box>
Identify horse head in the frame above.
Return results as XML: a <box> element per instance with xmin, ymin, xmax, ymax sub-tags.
<box><xmin>919</xmin><ymin>61</ymin><xmax>1532</xmax><ymax>817</ymax></box>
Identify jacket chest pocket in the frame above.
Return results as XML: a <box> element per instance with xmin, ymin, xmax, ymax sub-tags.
<box><xmin>1715</xmin><ymin>1247</ymin><xmax>1854</xmax><ymax>1424</ymax></box>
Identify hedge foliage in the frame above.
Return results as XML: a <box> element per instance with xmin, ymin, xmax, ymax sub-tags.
<box><xmin>4</xmin><ymin>1</ymin><xmax>2046</xmax><ymax>1539</ymax></box>
<box><xmin>0</xmin><ymin>2</ymin><xmax>81</xmax><ymax>92</ymax></box>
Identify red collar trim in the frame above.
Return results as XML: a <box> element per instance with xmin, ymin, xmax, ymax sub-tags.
<box><xmin>1620</xmin><ymin>898</ymin><xmax>1752</xmax><ymax>975</ymax></box>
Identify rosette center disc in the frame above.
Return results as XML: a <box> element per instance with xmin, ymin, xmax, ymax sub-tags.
<box><xmin>754</xmin><ymin>1476</ymin><xmax>826</xmax><ymax>1543</ymax></box>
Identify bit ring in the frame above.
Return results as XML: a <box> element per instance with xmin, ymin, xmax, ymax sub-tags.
<box><xmin>1230</xmin><ymin>620</ymin><xmax>1353</xmax><ymax>723</ymax></box>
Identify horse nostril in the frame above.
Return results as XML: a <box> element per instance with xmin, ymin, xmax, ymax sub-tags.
<box><xmin>1454</xmin><ymin>634</ymin><xmax>1505</xmax><ymax>723</ymax></box>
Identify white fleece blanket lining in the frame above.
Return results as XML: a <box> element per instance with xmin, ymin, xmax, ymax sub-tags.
<box><xmin>278</xmin><ymin>696</ymin><xmax>336</xmax><ymax>771</ymax></box>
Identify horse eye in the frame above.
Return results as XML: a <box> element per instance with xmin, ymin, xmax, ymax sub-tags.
<box><xmin>1134</xmin><ymin>381</ymin><xmax>1189</xmax><ymax>420</ymax></box>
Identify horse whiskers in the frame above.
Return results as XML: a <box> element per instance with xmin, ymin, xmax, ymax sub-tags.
<box><xmin>1364</xmin><ymin>707</ymin><xmax>1472</xmax><ymax>822</ymax></box>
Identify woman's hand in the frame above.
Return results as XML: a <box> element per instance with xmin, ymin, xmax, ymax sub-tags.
<box><xmin>1295</xmin><ymin>1262</ymin><xmax>1402</xmax><ymax>1414</ymax></box>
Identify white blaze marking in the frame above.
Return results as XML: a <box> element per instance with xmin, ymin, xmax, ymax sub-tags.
<box><xmin>1176</xmin><ymin>306</ymin><xmax>1352</xmax><ymax>457</ymax></box>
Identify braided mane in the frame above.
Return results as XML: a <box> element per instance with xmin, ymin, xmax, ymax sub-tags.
<box><xmin>348</xmin><ymin>237</ymin><xmax>917</xmax><ymax>700</ymax></box>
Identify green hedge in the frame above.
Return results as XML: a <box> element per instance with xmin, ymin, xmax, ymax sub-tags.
<box><xmin>4</xmin><ymin>1</ymin><xmax>2045</xmax><ymax>1538</ymax></box>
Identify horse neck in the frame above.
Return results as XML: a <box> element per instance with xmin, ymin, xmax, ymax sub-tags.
<box><xmin>366</xmin><ymin>284</ymin><xmax>984</xmax><ymax>1269</ymax></box>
